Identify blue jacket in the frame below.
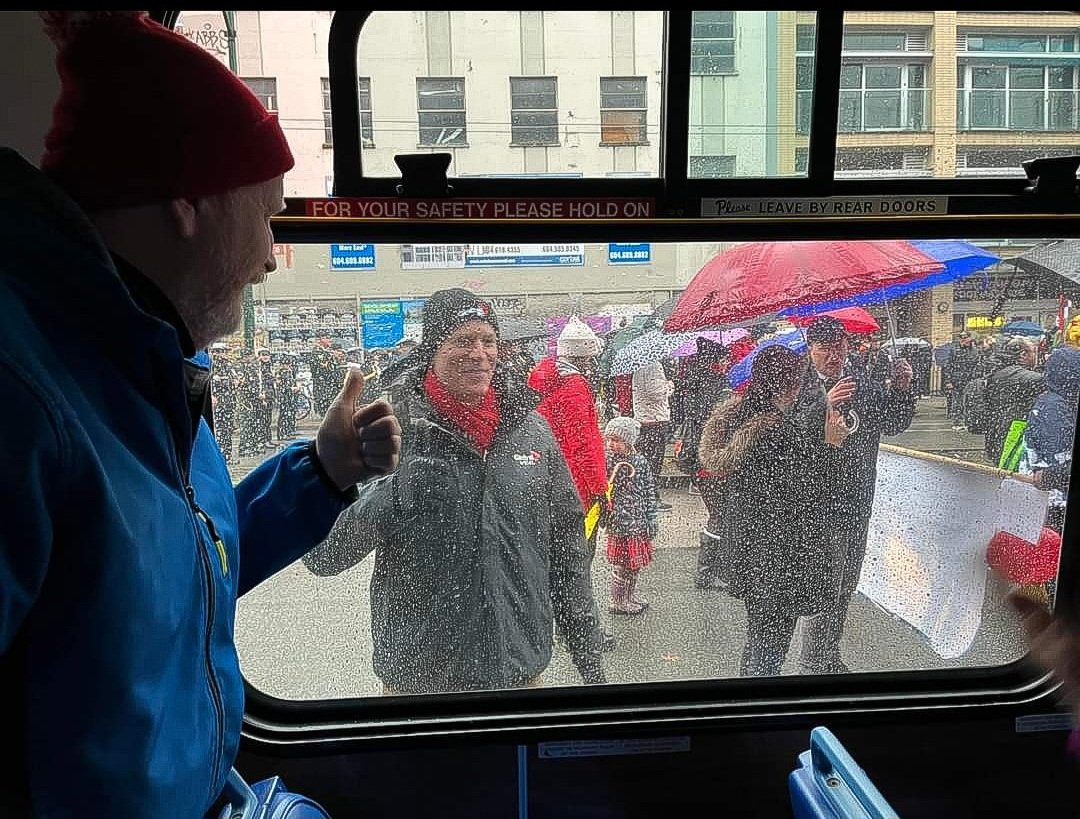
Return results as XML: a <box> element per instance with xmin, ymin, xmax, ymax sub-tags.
<box><xmin>0</xmin><ymin>150</ymin><xmax>351</xmax><ymax>816</ymax></box>
<box><xmin>1026</xmin><ymin>345</ymin><xmax>1080</xmax><ymax>494</ymax></box>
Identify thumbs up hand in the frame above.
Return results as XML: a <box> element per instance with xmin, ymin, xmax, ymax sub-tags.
<box><xmin>315</xmin><ymin>365</ymin><xmax>402</xmax><ymax>490</ymax></box>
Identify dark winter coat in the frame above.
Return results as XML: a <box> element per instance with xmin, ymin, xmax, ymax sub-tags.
<box><xmin>604</xmin><ymin>450</ymin><xmax>657</xmax><ymax>538</ymax></box>
<box><xmin>794</xmin><ymin>362</ymin><xmax>915</xmax><ymax>521</ymax></box>
<box><xmin>697</xmin><ymin>394</ymin><xmax>828</xmax><ymax>615</ymax></box>
<box><xmin>1026</xmin><ymin>346</ymin><xmax>1080</xmax><ymax>495</ymax></box>
<box><xmin>305</xmin><ymin>363</ymin><xmax>604</xmax><ymax>693</ymax></box>
<box><xmin>983</xmin><ymin>362</ymin><xmax>1044</xmax><ymax>465</ymax></box>
<box><xmin>943</xmin><ymin>344</ymin><xmax>981</xmax><ymax>388</ymax></box>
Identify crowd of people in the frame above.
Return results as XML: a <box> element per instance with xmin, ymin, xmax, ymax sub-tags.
<box><xmin>934</xmin><ymin>328</ymin><xmax>1080</xmax><ymax>532</ymax></box>
<box><xmin>208</xmin><ymin>342</ymin><xmax>356</xmax><ymax>461</ymax></box>
<box><xmin>304</xmin><ymin>304</ymin><xmax>1080</xmax><ymax>689</ymax></box>
<box><xmin>303</xmin><ymin>302</ymin><xmax>922</xmax><ymax>687</ymax></box>
<box><xmin>6</xmin><ymin>11</ymin><xmax>1080</xmax><ymax>817</ymax></box>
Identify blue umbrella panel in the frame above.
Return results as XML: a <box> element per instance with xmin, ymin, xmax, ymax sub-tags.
<box><xmin>728</xmin><ymin>329</ymin><xmax>808</xmax><ymax>389</ymax></box>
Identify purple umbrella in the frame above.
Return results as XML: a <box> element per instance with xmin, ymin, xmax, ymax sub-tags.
<box><xmin>669</xmin><ymin>328</ymin><xmax>750</xmax><ymax>358</ymax></box>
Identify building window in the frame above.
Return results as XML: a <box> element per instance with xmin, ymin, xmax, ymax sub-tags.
<box><xmin>842</xmin><ymin>27</ymin><xmax>929</xmax><ymax>53</ymax></box>
<box><xmin>358</xmin><ymin>78</ymin><xmax>374</xmax><ymax>148</ymax></box>
<box><xmin>600</xmin><ymin>77</ymin><xmax>648</xmax><ymax>146</ymax></box>
<box><xmin>510</xmin><ymin>77</ymin><xmax>558</xmax><ymax>146</ymax></box>
<box><xmin>842</xmin><ymin>32</ymin><xmax>907</xmax><ymax>52</ymax></box>
<box><xmin>321</xmin><ymin>78</ymin><xmax>374</xmax><ymax>148</ymax></box>
<box><xmin>689</xmin><ymin>155</ymin><xmax>736</xmax><ymax>178</ymax></box>
<box><xmin>839</xmin><ymin>63</ymin><xmax>928</xmax><ymax>132</ymax></box>
<box><xmin>958</xmin><ymin>63</ymin><xmax>1078</xmax><ymax>131</ymax></box>
<box><xmin>795</xmin><ymin>147</ymin><xmax>809</xmax><ymax>174</ymax></box>
<box><xmin>321</xmin><ymin>78</ymin><xmax>332</xmax><ymax>145</ymax></box>
<box><xmin>417</xmin><ymin>77</ymin><xmax>467</xmax><ymax>147</ymax></box>
<box><xmin>242</xmin><ymin>77</ymin><xmax>277</xmax><ymax>111</ymax></box>
<box><xmin>836</xmin><ymin>147</ymin><xmax>928</xmax><ymax>178</ymax></box>
<box><xmin>959</xmin><ymin>32</ymin><xmax>1078</xmax><ymax>54</ymax></box>
<box><xmin>691</xmin><ymin>11</ymin><xmax>736</xmax><ymax>74</ymax></box>
<box><xmin>795</xmin><ymin>25</ymin><xmax>815</xmax><ymax>136</ymax></box>
<box><xmin>958</xmin><ymin>147</ymin><xmax>1080</xmax><ymax>177</ymax></box>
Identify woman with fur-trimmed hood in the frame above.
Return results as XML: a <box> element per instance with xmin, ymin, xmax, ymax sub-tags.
<box><xmin>697</xmin><ymin>345</ymin><xmax>837</xmax><ymax>677</ymax></box>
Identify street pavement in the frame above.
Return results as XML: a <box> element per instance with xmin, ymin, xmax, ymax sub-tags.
<box><xmin>231</xmin><ymin>392</ymin><xmax>1027</xmax><ymax>700</ymax></box>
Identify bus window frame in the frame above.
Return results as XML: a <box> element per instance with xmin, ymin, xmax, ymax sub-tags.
<box><xmin>154</xmin><ymin>7</ymin><xmax>1077</xmax><ymax>740</ymax></box>
<box><xmin>325</xmin><ymin>9</ymin><xmax>1061</xmax><ymax>211</ymax></box>
<box><xmin>237</xmin><ymin>209</ymin><xmax>1077</xmax><ymax>742</ymax></box>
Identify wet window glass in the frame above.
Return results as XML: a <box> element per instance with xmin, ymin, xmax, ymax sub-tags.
<box><xmin>355</xmin><ymin>11</ymin><xmax>664</xmax><ymax>177</ymax></box>
<box><xmin>689</xmin><ymin>11</ymin><xmax>818</xmax><ymax>178</ymax></box>
<box><xmin>510</xmin><ymin>77</ymin><xmax>559</xmax><ymax>146</ymax></box>
<box><xmin>321</xmin><ymin>77</ymin><xmax>374</xmax><ymax>148</ymax></box>
<box><xmin>840</xmin><ymin>11</ymin><xmax>1080</xmax><ymax>179</ymax></box>
<box><xmin>177</xmin><ymin>11</ymin><xmax>334</xmax><ymax>196</ymax></box>
<box><xmin>221</xmin><ymin>238</ymin><xmax>1074</xmax><ymax>699</ymax></box>
<box><xmin>180</xmin><ymin>11</ymin><xmax>1080</xmax><ymax>188</ymax></box>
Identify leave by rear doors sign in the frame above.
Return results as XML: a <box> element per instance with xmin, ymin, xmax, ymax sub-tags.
<box><xmin>700</xmin><ymin>196</ymin><xmax>949</xmax><ymax>218</ymax></box>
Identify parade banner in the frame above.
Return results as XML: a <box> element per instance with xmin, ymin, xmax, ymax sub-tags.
<box><xmin>857</xmin><ymin>446</ymin><xmax>1048</xmax><ymax>659</ymax></box>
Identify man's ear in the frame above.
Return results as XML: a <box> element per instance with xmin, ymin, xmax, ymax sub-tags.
<box><xmin>168</xmin><ymin>197</ymin><xmax>199</xmax><ymax>240</ymax></box>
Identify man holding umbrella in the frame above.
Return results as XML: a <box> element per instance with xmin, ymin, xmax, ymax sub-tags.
<box><xmin>794</xmin><ymin>316</ymin><xmax>916</xmax><ymax>675</ymax></box>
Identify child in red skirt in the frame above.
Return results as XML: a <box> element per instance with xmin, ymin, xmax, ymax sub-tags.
<box><xmin>603</xmin><ymin>416</ymin><xmax>658</xmax><ymax>615</ymax></box>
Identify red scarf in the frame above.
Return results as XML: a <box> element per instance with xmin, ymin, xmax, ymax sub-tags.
<box><xmin>423</xmin><ymin>369</ymin><xmax>500</xmax><ymax>453</ymax></box>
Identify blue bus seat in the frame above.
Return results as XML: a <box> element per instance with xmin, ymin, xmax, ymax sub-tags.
<box><xmin>789</xmin><ymin>727</ymin><xmax>899</xmax><ymax>819</ymax></box>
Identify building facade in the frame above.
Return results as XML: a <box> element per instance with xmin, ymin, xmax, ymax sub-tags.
<box><xmin>177</xmin><ymin>10</ymin><xmax>1080</xmax><ymax>351</ymax></box>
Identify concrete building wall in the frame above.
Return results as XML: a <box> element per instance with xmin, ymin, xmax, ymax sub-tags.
<box><xmin>688</xmin><ymin>12</ymin><xmax>772</xmax><ymax>176</ymax></box>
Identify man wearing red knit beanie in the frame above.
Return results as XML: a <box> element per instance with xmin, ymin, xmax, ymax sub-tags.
<box><xmin>0</xmin><ymin>12</ymin><xmax>400</xmax><ymax>818</ymax></box>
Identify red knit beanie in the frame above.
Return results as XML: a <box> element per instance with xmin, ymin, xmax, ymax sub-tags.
<box><xmin>40</xmin><ymin>11</ymin><xmax>294</xmax><ymax>210</ymax></box>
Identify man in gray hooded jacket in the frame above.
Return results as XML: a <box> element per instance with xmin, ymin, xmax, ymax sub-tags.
<box><xmin>306</xmin><ymin>289</ymin><xmax>605</xmax><ymax>693</ymax></box>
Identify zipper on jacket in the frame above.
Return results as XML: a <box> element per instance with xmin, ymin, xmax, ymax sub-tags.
<box><xmin>190</xmin><ymin>493</ymin><xmax>229</xmax><ymax>576</ymax></box>
<box><xmin>155</xmin><ymin>353</ymin><xmax>228</xmax><ymax>802</ymax></box>
<box><xmin>185</xmin><ymin>483</ymin><xmax>227</xmax><ymax>800</ymax></box>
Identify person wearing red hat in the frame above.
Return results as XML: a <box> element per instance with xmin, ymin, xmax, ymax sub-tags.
<box><xmin>0</xmin><ymin>12</ymin><xmax>400</xmax><ymax>818</ymax></box>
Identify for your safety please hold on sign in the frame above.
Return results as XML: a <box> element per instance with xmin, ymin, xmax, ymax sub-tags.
<box><xmin>304</xmin><ymin>197</ymin><xmax>655</xmax><ymax>219</ymax></box>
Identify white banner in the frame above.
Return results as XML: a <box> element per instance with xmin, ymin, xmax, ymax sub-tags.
<box><xmin>857</xmin><ymin>448</ymin><xmax>1048</xmax><ymax>659</ymax></box>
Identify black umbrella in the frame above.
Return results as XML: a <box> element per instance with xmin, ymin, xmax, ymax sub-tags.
<box><xmin>1011</xmin><ymin>239</ymin><xmax>1080</xmax><ymax>286</ymax></box>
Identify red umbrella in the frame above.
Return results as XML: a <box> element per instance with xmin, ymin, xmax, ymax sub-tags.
<box><xmin>664</xmin><ymin>241</ymin><xmax>943</xmax><ymax>332</ymax></box>
<box><xmin>790</xmin><ymin>306</ymin><xmax>880</xmax><ymax>335</ymax></box>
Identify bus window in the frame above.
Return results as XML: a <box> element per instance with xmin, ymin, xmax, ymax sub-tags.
<box><xmin>176</xmin><ymin>11</ymin><xmax>334</xmax><ymax>197</ymax></box>
<box><xmin>832</xmin><ymin>11</ymin><xmax>1080</xmax><ymax>179</ymax></box>
<box><xmin>354</xmin><ymin>11</ymin><xmax>666</xmax><ymax>179</ymax></box>
<box><xmin>688</xmin><ymin>12</ymin><xmax>818</xmax><ymax>178</ymax></box>
<box><xmin>222</xmin><ymin>237</ymin><xmax>1072</xmax><ymax>700</ymax></box>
